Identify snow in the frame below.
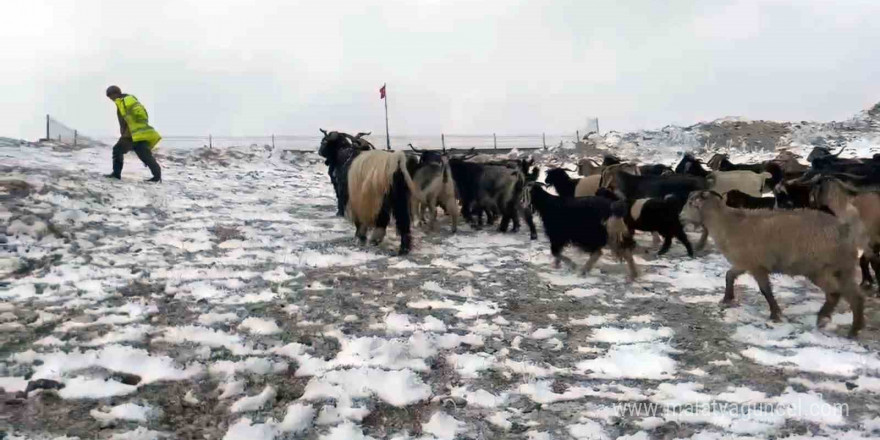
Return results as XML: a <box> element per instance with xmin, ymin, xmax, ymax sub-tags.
<box><xmin>278</xmin><ymin>403</ymin><xmax>316</xmax><ymax>433</ymax></box>
<box><xmin>90</xmin><ymin>402</ymin><xmax>156</xmax><ymax>423</ymax></box>
<box><xmin>588</xmin><ymin>327</ymin><xmax>673</xmax><ymax>343</ymax></box>
<box><xmin>223</xmin><ymin>418</ymin><xmax>277</xmax><ymax>440</ymax></box>
<box><xmin>567</xmin><ymin>420</ymin><xmax>608</xmax><ymax>440</ymax></box>
<box><xmin>423</xmin><ymin>411</ymin><xmax>464</xmax><ymax>440</ymax></box>
<box><xmin>230</xmin><ymin>386</ymin><xmax>276</xmax><ymax>413</ymax></box>
<box><xmin>301</xmin><ymin>367</ymin><xmax>432</xmax><ymax>407</ymax></box>
<box><xmin>4</xmin><ymin>126</ymin><xmax>880</xmax><ymax>439</ymax></box>
<box><xmin>577</xmin><ymin>343</ymin><xmax>677</xmax><ymax>379</ymax></box>
<box><xmin>238</xmin><ymin>317</ymin><xmax>282</xmax><ymax>335</ymax></box>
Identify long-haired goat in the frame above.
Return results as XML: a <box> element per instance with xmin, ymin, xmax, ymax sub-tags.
<box><xmin>347</xmin><ymin>150</ymin><xmax>425</xmax><ymax>255</ymax></box>
<box><xmin>319</xmin><ymin>129</ymin><xmax>374</xmax><ymax>216</ymax></box>
<box><xmin>680</xmin><ymin>191</ymin><xmax>865</xmax><ymax>338</ymax></box>
<box><xmin>810</xmin><ymin>177</ymin><xmax>880</xmax><ymax>296</ymax></box>
<box><xmin>409</xmin><ymin>145</ymin><xmax>458</xmax><ymax>233</ymax></box>
<box><xmin>530</xmin><ymin>185</ymin><xmax>638</xmax><ymax>279</ymax></box>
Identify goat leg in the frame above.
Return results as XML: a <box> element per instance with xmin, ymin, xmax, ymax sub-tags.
<box><xmin>657</xmin><ymin>234</ymin><xmax>673</xmax><ymax>255</ymax></box>
<box><xmin>696</xmin><ymin>226</ymin><xmax>709</xmax><ymax>251</ymax></box>
<box><xmin>369</xmin><ymin>228</ymin><xmax>387</xmax><ymax>246</ymax></box>
<box><xmin>552</xmin><ymin>245</ymin><xmax>576</xmax><ymax>269</ymax></box>
<box><xmin>816</xmin><ymin>291</ymin><xmax>842</xmax><ymax>330</ymax></box>
<box><xmin>651</xmin><ymin>232</ymin><xmax>661</xmax><ymax>246</ymax></box>
<box><xmin>723</xmin><ymin>269</ymin><xmax>744</xmax><ymax>305</ymax></box>
<box><xmin>674</xmin><ymin>227</ymin><xmax>694</xmax><ymax>258</ymax></box>
<box><xmin>623</xmin><ymin>250</ymin><xmax>639</xmax><ymax>280</ymax></box>
<box><xmin>859</xmin><ymin>255</ymin><xmax>873</xmax><ymax>287</ymax></box>
<box><xmin>841</xmin><ymin>286</ymin><xmax>865</xmax><ymax>338</ymax></box>
<box><xmin>428</xmin><ymin>200</ymin><xmax>438</xmax><ymax>232</ymax></box>
<box><xmin>355</xmin><ymin>222</ymin><xmax>368</xmax><ymax>245</ymax></box>
<box><xmin>869</xmin><ymin>254</ymin><xmax>880</xmax><ymax>297</ymax></box>
<box><xmin>581</xmin><ymin>251</ymin><xmax>602</xmax><ymax>275</ymax></box>
<box><xmin>522</xmin><ymin>207</ymin><xmax>537</xmax><ymax>240</ymax></box>
<box><xmin>752</xmin><ymin>271</ymin><xmax>783</xmax><ymax>322</ymax></box>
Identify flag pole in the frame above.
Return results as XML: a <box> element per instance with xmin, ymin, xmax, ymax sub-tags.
<box><xmin>383</xmin><ymin>83</ymin><xmax>391</xmax><ymax>150</ymax></box>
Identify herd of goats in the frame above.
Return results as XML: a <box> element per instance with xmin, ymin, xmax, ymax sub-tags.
<box><xmin>318</xmin><ymin>129</ymin><xmax>880</xmax><ymax>338</ymax></box>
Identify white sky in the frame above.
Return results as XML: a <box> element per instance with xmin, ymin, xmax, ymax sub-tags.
<box><xmin>1</xmin><ymin>0</ymin><xmax>878</xmax><ymax>140</ymax></box>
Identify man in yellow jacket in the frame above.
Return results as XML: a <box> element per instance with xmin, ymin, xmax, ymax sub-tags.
<box><xmin>105</xmin><ymin>85</ymin><xmax>163</xmax><ymax>182</ymax></box>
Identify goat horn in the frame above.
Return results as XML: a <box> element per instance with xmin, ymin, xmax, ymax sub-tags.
<box><xmin>408</xmin><ymin>143</ymin><xmax>423</xmax><ymax>153</ymax></box>
<box><xmin>319</xmin><ymin>128</ymin><xmax>328</xmax><ymax>135</ymax></box>
<box><xmin>833</xmin><ymin>145</ymin><xmax>847</xmax><ymax>157</ymax></box>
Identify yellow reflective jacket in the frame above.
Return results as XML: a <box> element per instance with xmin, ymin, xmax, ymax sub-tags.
<box><xmin>115</xmin><ymin>95</ymin><xmax>162</xmax><ymax>150</ymax></box>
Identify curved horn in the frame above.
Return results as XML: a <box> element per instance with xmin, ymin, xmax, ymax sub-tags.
<box><xmin>319</xmin><ymin>128</ymin><xmax>328</xmax><ymax>135</ymax></box>
<box><xmin>833</xmin><ymin>145</ymin><xmax>847</xmax><ymax>157</ymax></box>
<box><xmin>408</xmin><ymin>143</ymin><xmax>423</xmax><ymax>153</ymax></box>
<box><xmin>355</xmin><ymin>131</ymin><xmax>371</xmax><ymax>138</ymax></box>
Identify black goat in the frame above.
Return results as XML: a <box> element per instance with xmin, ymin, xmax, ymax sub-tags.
<box><xmin>530</xmin><ymin>185</ymin><xmax>637</xmax><ymax>278</ymax></box>
<box><xmin>638</xmin><ymin>164</ymin><xmax>674</xmax><ymax>176</ymax></box>
<box><xmin>773</xmin><ymin>180</ymin><xmax>812</xmax><ymax>209</ymax></box>
<box><xmin>614</xmin><ymin>170</ymin><xmax>707</xmax><ymax>201</ymax></box>
<box><xmin>318</xmin><ymin>129</ymin><xmax>374</xmax><ymax>216</ymax></box>
<box><xmin>724</xmin><ymin>189</ymin><xmax>776</xmax><ymax>210</ymax></box>
<box><xmin>596</xmin><ymin>188</ymin><xmax>693</xmax><ymax>257</ymax></box>
<box><xmin>448</xmin><ymin>158</ymin><xmax>537</xmax><ymax>239</ymax></box>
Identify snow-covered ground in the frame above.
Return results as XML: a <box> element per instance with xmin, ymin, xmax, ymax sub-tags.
<box><xmin>2</xmin><ymin>126</ymin><xmax>880</xmax><ymax>439</ymax></box>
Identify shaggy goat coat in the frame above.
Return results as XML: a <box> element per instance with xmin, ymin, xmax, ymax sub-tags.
<box><xmin>346</xmin><ymin>151</ymin><xmax>424</xmax><ymax>254</ymax></box>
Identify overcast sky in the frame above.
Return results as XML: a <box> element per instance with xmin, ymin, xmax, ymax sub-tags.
<box><xmin>2</xmin><ymin>0</ymin><xmax>878</xmax><ymax>141</ymax></box>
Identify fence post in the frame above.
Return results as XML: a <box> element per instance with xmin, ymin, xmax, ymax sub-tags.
<box><xmin>542</xmin><ymin>133</ymin><xmax>546</xmax><ymax>150</ymax></box>
<box><xmin>441</xmin><ymin>133</ymin><xmax>445</xmax><ymax>150</ymax></box>
<box><xmin>209</xmin><ymin>134</ymin><xmax>213</xmax><ymax>149</ymax></box>
<box><xmin>46</xmin><ymin>114</ymin><xmax>49</xmax><ymax>140</ymax></box>
<box><xmin>272</xmin><ymin>134</ymin><xmax>275</xmax><ymax>149</ymax></box>
<box><xmin>576</xmin><ymin>130</ymin><xmax>579</xmax><ymax>141</ymax></box>
<box><xmin>74</xmin><ymin>130</ymin><xmax>77</xmax><ymax>147</ymax></box>
<box><xmin>493</xmin><ymin>133</ymin><xmax>497</xmax><ymax>149</ymax></box>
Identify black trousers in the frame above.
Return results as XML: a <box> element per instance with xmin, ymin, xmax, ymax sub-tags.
<box><xmin>112</xmin><ymin>137</ymin><xmax>161</xmax><ymax>179</ymax></box>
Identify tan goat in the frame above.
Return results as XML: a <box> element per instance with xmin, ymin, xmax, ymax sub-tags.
<box><xmin>680</xmin><ymin>191</ymin><xmax>865</xmax><ymax>338</ymax></box>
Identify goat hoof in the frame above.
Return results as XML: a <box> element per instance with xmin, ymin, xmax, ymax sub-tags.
<box><xmin>817</xmin><ymin>316</ymin><xmax>831</xmax><ymax>329</ymax></box>
<box><xmin>770</xmin><ymin>314</ymin><xmax>783</xmax><ymax>323</ymax></box>
<box><xmin>530</xmin><ymin>233</ymin><xmax>538</xmax><ymax>240</ymax></box>
<box><xmin>720</xmin><ymin>298</ymin><xmax>735</xmax><ymax>306</ymax></box>
<box><xmin>847</xmin><ymin>329</ymin><xmax>860</xmax><ymax>339</ymax></box>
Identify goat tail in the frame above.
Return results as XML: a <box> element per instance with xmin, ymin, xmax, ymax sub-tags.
<box><xmin>395</xmin><ymin>151</ymin><xmax>426</xmax><ymax>204</ymax></box>
<box><xmin>606</xmin><ymin>201</ymin><xmax>635</xmax><ymax>261</ymax></box>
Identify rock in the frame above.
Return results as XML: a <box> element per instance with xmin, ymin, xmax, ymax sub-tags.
<box><xmin>25</xmin><ymin>378</ymin><xmax>64</xmax><ymax>395</ymax></box>
<box><xmin>110</xmin><ymin>372</ymin><xmax>142</xmax><ymax>386</ymax></box>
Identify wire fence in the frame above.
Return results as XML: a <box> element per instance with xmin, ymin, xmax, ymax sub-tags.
<box><xmin>44</xmin><ymin>115</ymin><xmax>588</xmax><ymax>152</ymax></box>
<box><xmin>45</xmin><ymin>115</ymin><xmax>106</xmax><ymax>147</ymax></box>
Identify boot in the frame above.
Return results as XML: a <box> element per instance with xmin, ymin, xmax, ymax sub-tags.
<box><xmin>107</xmin><ymin>157</ymin><xmax>123</xmax><ymax>179</ymax></box>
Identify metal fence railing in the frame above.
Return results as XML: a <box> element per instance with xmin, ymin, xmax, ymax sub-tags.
<box><xmin>91</xmin><ymin>133</ymin><xmax>582</xmax><ymax>151</ymax></box>
<box><xmin>42</xmin><ymin>115</ymin><xmax>588</xmax><ymax>152</ymax></box>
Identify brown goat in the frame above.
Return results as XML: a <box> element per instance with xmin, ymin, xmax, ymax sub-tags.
<box><xmin>680</xmin><ymin>191</ymin><xmax>865</xmax><ymax>338</ymax></box>
<box><xmin>811</xmin><ymin>177</ymin><xmax>880</xmax><ymax>296</ymax></box>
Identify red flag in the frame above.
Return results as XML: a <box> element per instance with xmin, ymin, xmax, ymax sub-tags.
<box><xmin>379</xmin><ymin>84</ymin><xmax>386</xmax><ymax>99</ymax></box>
